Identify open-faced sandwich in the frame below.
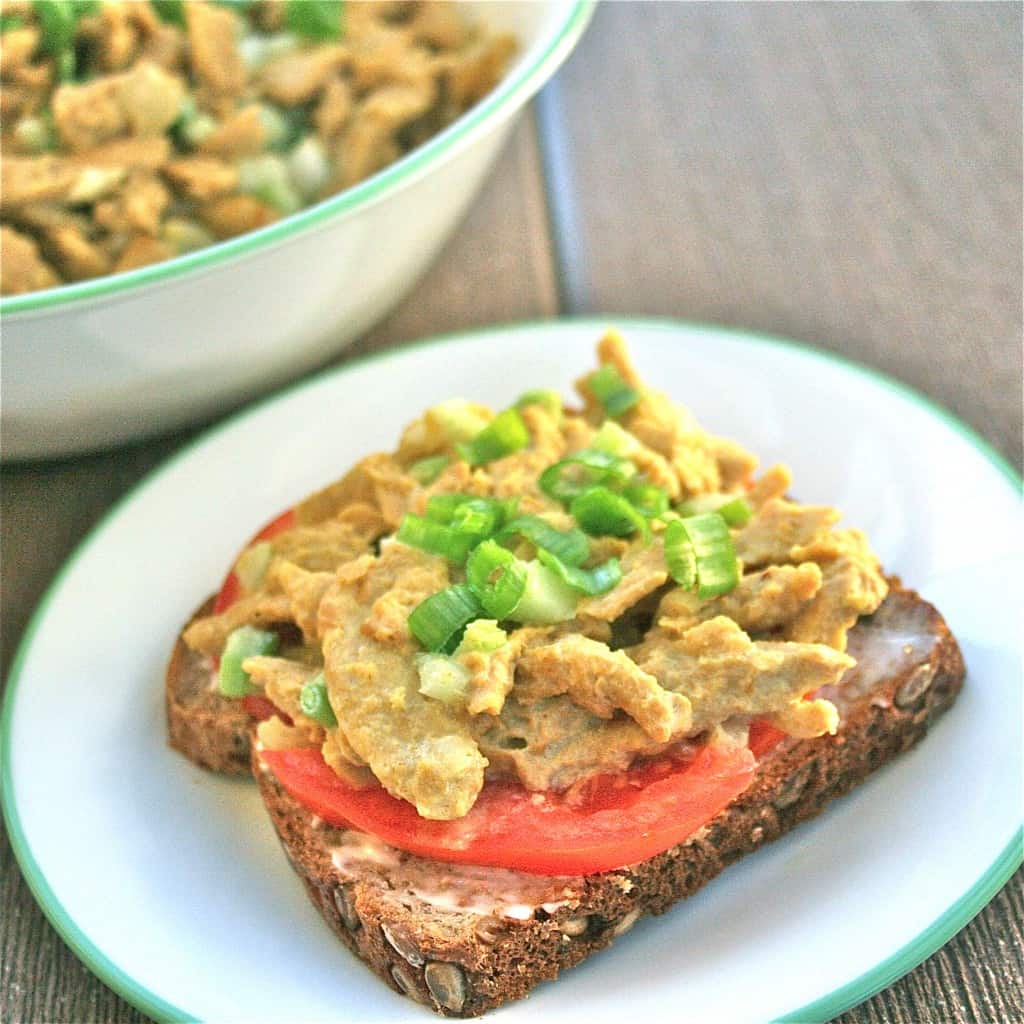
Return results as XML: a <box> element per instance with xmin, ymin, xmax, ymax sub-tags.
<box><xmin>167</xmin><ymin>331</ymin><xmax>964</xmax><ymax>1016</ymax></box>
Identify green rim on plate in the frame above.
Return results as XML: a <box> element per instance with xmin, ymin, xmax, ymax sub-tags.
<box><xmin>0</xmin><ymin>1</ymin><xmax>595</xmax><ymax>317</ymax></box>
<box><xmin>2</xmin><ymin>318</ymin><xmax>1021</xmax><ymax>1024</ymax></box>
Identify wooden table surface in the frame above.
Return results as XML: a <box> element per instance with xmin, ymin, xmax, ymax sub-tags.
<box><xmin>2</xmin><ymin>3</ymin><xmax>1021</xmax><ymax>1022</ymax></box>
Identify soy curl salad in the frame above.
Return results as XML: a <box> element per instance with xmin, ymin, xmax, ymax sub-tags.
<box><xmin>184</xmin><ymin>333</ymin><xmax>889</xmax><ymax>875</ymax></box>
<box><xmin>0</xmin><ymin>0</ymin><xmax>514</xmax><ymax>295</ymax></box>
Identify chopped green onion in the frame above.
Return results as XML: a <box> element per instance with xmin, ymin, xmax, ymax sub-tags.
<box><xmin>457</xmin><ymin>409</ymin><xmax>530</xmax><ymax>466</ymax></box>
<box><xmin>571</xmin><ymin>486</ymin><xmax>649</xmax><ymax>540</ymax></box>
<box><xmin>33</xmin><ymin>1</ymin><xmax>96</xmax><ymax>78</ymax></box>
<box><xmin>497</xmin><ymin>515</ymin><xmax>590</xmax><ymax>566</ymax></box>
<box><xmin>240</xmin><ymin>33</ymin><xmax>300</xmax><ymax>72</ymax></box>
<box><xmin>677</xmin><ymin>512</ymin><xmax>740</xmax><ymax>598</ymax></box>
<box><xmin>219</xmin><ymin>625</ymin><xmax>278</xmax><ymax>698</ymax></box>
<box><xmin>677</xmin><ymin>493</ymin><xmax>753</xmax><ymax>526</ymax></box>
<box><xmin>539</xmin><ymin>449</ymin><xmax>636</xmax><ymax>505</ymax></box>
<box><xmin>667</xmin><ymin>512</ymin><xmax>741</xmax><ymax>598</ymax></box>
<box><xmin>467</xmin><ymin>540</ymin><xmax>529</xmax><ymax>619</ymax></box>
<box><xmin>509</xmin><ymin>562</ymin><xmax>578</xmax><ymax>624</ymax></box>
<box><xmin>287</xmin><ymin>135</ymin><xmax>330</xmax><ymax>200</ymax></box>
<box><xmin>625</xmin><ymin>483</ymin><xmax>670</xmax><ymax>519</ymax></box>
<box><xmin>415</xmin><ymin>654</ymin><xmax>470</xmax><ymax>706</ymax></box>
<box><xmin>663</xmin><ymin>519</ymin><xmax>697</xmax><ymax>589</ymax></box>
<box><xmin>162</xmin><ymin>218</ymin><xmax>216</xmax><ymax>255</ymax></box>
<box><xmin>450</xmin><ymin>502</ymin><xmax>498</xmax><ymax>537</ymax></box>
<box><xmin>152</xmin><ymin>0</ymin><xmax>186</xmax><ymax>27</ymax></box>
<box><xmin>238</xmin><ymin>154</ymin><xmax>302</xmax><ymax>214</ymax></box>
<box><xmin>299</xmin><ymin>672</ymin><xmax>337</xmax><ymax>728</ymax></box>
<box><xmin>588</xmin><ymin>364</ymin><xmax>640</xmax><ymax>418</ymax></box>
<box><xmin>408</xmin><ymin>584</ymin><xmax>482</xmax><ymax>653</ymax></box>
<box><xmin>515</xmin><ymin>389</ymin><xmax>563</xmax><ymax>419</ymax></box>
<box><xmin>409</xmin><ymin>455</ymin><xmax>449</xmax><ymax>485</ymax></box>
<box><xmin>424</xmin><ymin>494</ymin><xmax>514</xmax><ymax>535</ymax></box>
<box><xmin>396</xmin><ymin>515</ymin><xmax>478</xmax><ymax>564</ymax></box>
<box><xmin>424</xmin><ymin>492</ymin><xmax>474</xmax><ymax>522</ymax></box>
<box><xmin>32</xmin><ymin>0</ymin><xmax>76</xmax><ymax>53</ymax></box>
<box><xmin>56</xmin><ymin>49</ymin><xmax>75</xmax><ymax>80</ymax></box>
<box><xmin>179</xmin><ymin>111</ymin><xmax>217</xmax><ymax>149</ymax></box>
<box><xmin>716</xmin><ymin>497</ymin><xmax>753</xmax><ymax>526</ymax></box>
<box><xmin>285</xmin><ymin>0</ymin><xmax>344</xmax><ymax>40</ymax></box>
<box><xmin>536</xmin><ymin>548</ymin><xmax>621</xmax><ymax>597</ymax></box>
<box><xmin>592</xmin><ymin>420</ymin><xmax>640</xmax><ymax>457</ymax></box>
<box><xmin>456</xmin><ymin>619</ymin><xmax>508</xmax><ymax>654</ymax></box>
<box><xmin>426</xmin><ymin>399</ymin><xmax>492</xmax><ymax>444</ymax></box>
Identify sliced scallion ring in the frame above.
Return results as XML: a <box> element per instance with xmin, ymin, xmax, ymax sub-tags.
<box><xmin>497</xmin><ymin>515</ymin><xmax>590</xmax><ymax>566</ymax></box>
<box><xmin>219</xmin><ymin>625</ymin><xmax>278</xmax><ymax>698</ymax></box>
<box><xmin>408</xmin><ymin>584</ymin><xmax>482</xmax><ymax>653</ymax></box>
<box><xmin>409</xmin><ymin>454</ymin><xmax>449</xmax><ymax>485</ymax></box>
<box><xmin>677</xmin><ymin>493</ymin><xmax>753</xmax><ymax>526</ymax></box>
<box><xmin>716</xmin><ymin>497</ymin><xmax>754</xmax><ymax>526</ymax></box>
<box><xmin>539</xmin><ymin>449</ymin><xmax>636</xmax><ymax>505</ymax></box>
<box><xmin>466</xmin><ymin>540</ymin><xmax>529</xmax><ymax>619</ymax></box>
<box><xmin>299</xmin><ymin>672</ymin><xmax>337</xmax><ymax>728</ymax></box>
<box><xmin>509</xmin><ymin>561</ymin><xmax>579</xmax><ymax>624</ymax></box>
<box><xmin>587</xmin><ymin>364</ymin><xmax>641</xmax><ymax>417</ymax></box>
<box><xmin>457</xmin><ymin>408</ymin><xmax>530</xmax><ymax>466</ymax></box>
<box><xmin>624</xmin><ymin>482</ymin><xmax>670</xmax><ymax>518</ymax></box>
<box><xmin>536</xmin><ymin>548</ymin><xmax>622</xmax><ymax>597</ymax></box>
<box><xmin>571</xmin><ymin>486</ymin><xmax>650</xmax><ymax>540</ymax></box>
<box><xmin>396</xmin><ymin>515</ymin><xmax>479</xmax><ymax>564</ymax></box>
<box><xmin>664</xmin><ymin>519</ymin><xmax>697</xmax><ymax>589</ymax></box>
<box><xmin>666</xmin><ymin>512</ymin><xmax>740</xmax><ymax>597</ymax></box>
<box><xmin>285</xmin><ymin>0</ymin><xmax>344</xmax><ymax>40</ymax></box>
<box><xmin>681</xmin><ymin>512</ymin><xmax>740</xmax><ymax>597</ymax></box>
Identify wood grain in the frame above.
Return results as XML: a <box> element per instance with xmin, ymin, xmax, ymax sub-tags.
<box><xmin>539</xmin><ymin>0</ymin><xmax>1022</xmax><ymax>470</ymax></box>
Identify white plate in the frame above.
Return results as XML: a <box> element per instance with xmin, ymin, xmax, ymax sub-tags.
<box><xmin>3</xmin><ymin>319</ymin><xmax>1021</xmax><ymax>1024</ymax></box>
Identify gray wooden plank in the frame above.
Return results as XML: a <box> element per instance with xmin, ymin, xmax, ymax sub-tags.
<box><xmin>539</xmin><ymin>0</ymin><xmax>1022</xmax><ymax>470</ymax></box>
<box><xmin>0</xmin><ymin>113</ymin><xmax>557</xmax><ymax>1024</ymax></box>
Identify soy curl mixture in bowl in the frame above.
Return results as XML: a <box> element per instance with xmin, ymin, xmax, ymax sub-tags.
<box><xmin>0</xmin><ymin>0</ymin><xmax>515</xmax><ymax>295</ymax></box>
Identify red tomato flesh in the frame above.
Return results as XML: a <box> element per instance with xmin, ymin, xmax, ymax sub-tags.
<box><xmin>241</xmin><ymin>695</ymin><xmax>292</xmax><ymax>725</ymax></box>
<box><xmin>748</xmin><ymin>718</ymin><xmax>786</xmax><ymax>758</ymax></box>
<box><xmin>213</xmin><ymin>507</ymin><xmax>296</xmax><ymax>614</ymax></box>
<box><xmin>260</xmin><ymin>741</ymin><xmax>757</xmax><ymax>876</ymax></box>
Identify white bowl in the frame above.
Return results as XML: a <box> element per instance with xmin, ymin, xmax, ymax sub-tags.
<box><xmin>0</xmin><ymin>1</ymin><xmax>593</xmax><ymax>460</ymax></box>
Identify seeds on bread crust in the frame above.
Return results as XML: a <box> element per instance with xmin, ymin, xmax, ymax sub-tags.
<box><xmin>424</xmin><ymin>962</ymin><xmax>468</xmax><ymax>1013</ymax></box>
<box><xmin>333</xmin><ymin>886</ymin><xmax>360</xmax><ymax>931</ymax></box>
<box><xmin>895</xmin><ymin>662</ymin><xmax>938</xmax><ymax>709</ymax></box>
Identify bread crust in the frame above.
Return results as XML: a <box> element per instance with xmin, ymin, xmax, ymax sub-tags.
<box><xmin>166</xmin><ymin>598</ymin><xmax>253</xmax><ymax>775</ymax></box>
<box><xmin>250</xmin><ymin>583</ymin><xmax>965</xmax><ymax>1016</ymax></box>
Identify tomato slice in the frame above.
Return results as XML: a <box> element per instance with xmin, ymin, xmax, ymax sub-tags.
<box><xmin>748</xmin><ymin>718</ymin><xmax>786</xmax><ymax>758</ymax></box>
<box><xmin>241</xmin><ymin>695</ymin><xmax>292</xmax><ymax>725</ymax></box>
<box><xmin>260</xmin><ymin>742</ymin><xmax>757</xmax><ymax>876</ymax></box>
<box><xmin>212</xmin><ymin>507</ymin><xmax>296</xmax><ymax>614</ymax></box>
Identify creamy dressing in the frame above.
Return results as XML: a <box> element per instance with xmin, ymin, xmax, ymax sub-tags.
<box><xmin>819</xmin><ymin>601</ymin><xmax>939</xmax><ymax>710</ymax></box>
<box><xmin>330</xmin><ymin>829</ymin><xmax>581</xmax><ymax>917</ymax></box>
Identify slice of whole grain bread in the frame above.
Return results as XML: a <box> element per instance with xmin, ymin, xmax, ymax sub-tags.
<box><xmin>166</xmin><ymin>598</ymin><xmax>254</xmax><ymax>775</ymax></box>
<box><xmin>238</xmin><ymin>582</ymin><xmax>963</xmax><ymax>1017</ymax></box>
